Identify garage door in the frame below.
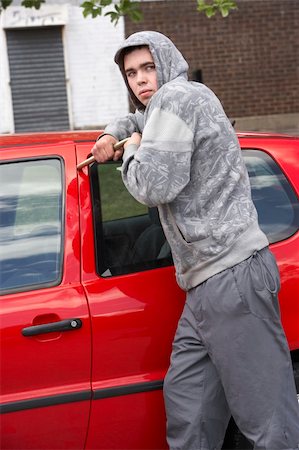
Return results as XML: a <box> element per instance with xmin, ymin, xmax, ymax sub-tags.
<box><xmin>6</xmin><ymin>26</ymin><xmax>70</xmax><ymax>132</ymax></box>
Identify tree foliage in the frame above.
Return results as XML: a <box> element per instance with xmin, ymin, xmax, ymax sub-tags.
<box><xmin>197</xmin><ymin>0</ymin><xmax>237</xmax><ymax>18</ymax></box>
<box><xmin>0</xmin><ymin>0</ymin><xmax>237</xmax><ymax>23</ymax></box>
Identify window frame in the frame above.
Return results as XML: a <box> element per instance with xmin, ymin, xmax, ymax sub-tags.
<box><xmin>90</xmin><ymin>161</ymin><xmax>173</xmax><ymax>279</ymax></box>
<box><xmin>0</xmin><ymin>156</ymin><xmax>65</xmax><ymax>295</ymax></box>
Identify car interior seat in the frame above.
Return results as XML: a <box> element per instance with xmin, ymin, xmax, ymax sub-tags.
<box><xmin>131</xmin><ymin>207</ymin><xmax>171</xmax><ymax>264</ymax></box>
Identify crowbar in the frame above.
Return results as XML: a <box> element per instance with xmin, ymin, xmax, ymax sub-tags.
<box><xmin>77</xmin><ymin>138</ymin><xmax>129</xmax><ymax>170</ymax></box>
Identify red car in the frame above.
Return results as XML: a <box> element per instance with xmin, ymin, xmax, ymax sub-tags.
<box><xmin>0</xmin><ymin>131</ymin><xmax>298</xmax><ymax>450</ymax></box>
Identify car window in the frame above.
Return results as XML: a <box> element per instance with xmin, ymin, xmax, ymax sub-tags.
<box><xmin>243</xmin><ymin>150</ymin><xmax>299</xmax><ymax>244</ymax></box>
<box><xmin>90</xmin><ymin>161</ymin><xmax>173</xmax><ymax>277</ymax></box>
<box><xmin>0</xmin><ymin>158</ymin><xmax>63</xmax><ymax>293</ymax></box>
<box><xmin>90</xmin><ymin>151</ymin><xmax>299</xmax><ymax>278</ymax></box>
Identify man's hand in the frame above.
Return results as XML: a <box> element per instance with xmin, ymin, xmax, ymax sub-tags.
<box><xmin>91</xmin><ymin>134</ymin><xmax>118</xmax><ymax>163</ymax></box>
<box><xmin>91</xmin><ymin>133</ymin><xmax>142</xmax><ymax>164</ymax></box>
<box><xmin>124</xmin><ymin>132</ymin><xmax>142</xmax><ymax>149</ymax></box>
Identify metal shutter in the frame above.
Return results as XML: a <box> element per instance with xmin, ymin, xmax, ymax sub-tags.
<box><xmin>6</xmin><ymin>27</ymin><xmax>70</xmax><ymax>132</ymax></box>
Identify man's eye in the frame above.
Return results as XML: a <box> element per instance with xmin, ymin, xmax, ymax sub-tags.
<box><xmin>127</xmin><ymin>72</ymin><xmax>135</xmax><ymax>78</ymax></box>
<box><xmin>146</xmin><ymin>65</ymin><xmax>155</xmax><ymax>71</ymax></box>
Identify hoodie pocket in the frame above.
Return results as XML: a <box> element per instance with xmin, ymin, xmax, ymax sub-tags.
<box><xmin>166</xmin><ymin>205</ymin><xmax>212</xmax><ymax>254</ymax></box>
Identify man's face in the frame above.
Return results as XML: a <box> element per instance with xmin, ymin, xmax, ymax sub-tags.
<box><xmin>124</xmin><ymin>47</ymin><xmax>158</xmax><ymax>106</ymax></box>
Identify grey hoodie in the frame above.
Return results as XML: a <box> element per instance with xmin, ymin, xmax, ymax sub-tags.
<box><xmin>105</xmin><ymin>31</ymin><xmax>268</xmax><ymax>291</ymax></box>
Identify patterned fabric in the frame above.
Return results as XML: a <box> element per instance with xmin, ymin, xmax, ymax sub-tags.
<box><xmin>105</xmin><ymin>31</ymin><xmax>268</xmax><ymax>291</ymax></box>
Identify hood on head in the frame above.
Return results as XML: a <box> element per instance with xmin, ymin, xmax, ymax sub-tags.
<box><xmin>115</xmin><ymin>31</ymin><xmax>189</xmax><ymax>110</ymax></box>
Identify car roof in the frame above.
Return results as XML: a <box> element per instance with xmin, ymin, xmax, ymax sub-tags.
<box><xmin>237</xmin><ymin>131</ymin><xmax>298</xmax><ymax>140</ymax></box>
<box><xmin>0</xmin><ymin>130</ymin><xmax>298</xmax><ymax>149</ymax></box>
<box><xmin>0</xmin><ymin>131</ymin><xmax>100</xmax><ymax>147</ymax></box>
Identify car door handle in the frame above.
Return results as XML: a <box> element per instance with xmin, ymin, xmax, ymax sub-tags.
<box><xmin>22</xmin><ymin>319</ymin><xmax>82</xmax><ymax>337</ymax></box>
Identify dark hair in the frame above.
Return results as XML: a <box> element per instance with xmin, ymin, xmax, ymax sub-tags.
<box><xmin>116</xmin><ymin>45</ymin><xmax>149</xmax><ymax>68</ymax></box>
<box><xmin>122</xmin><ymin>44</ymin><xmax>149</xmax><ymax>57</ymax></box>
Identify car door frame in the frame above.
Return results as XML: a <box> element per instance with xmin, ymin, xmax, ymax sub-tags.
<box><xmin>0</xmin><ymin>142</ymin><xmax>92</xmax><ymax>450</ymax></box>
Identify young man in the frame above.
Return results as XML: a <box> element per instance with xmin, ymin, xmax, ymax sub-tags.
<box><xmin>92</xmin><ymin>31</ymin><xmax>299</xmax><ymax>450</ymax></box>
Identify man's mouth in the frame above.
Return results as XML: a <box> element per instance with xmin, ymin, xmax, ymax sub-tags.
<box><xmin>139</xmin><ymin>90</ymin><xmax>152</xmax><ymax>98</ymax></box>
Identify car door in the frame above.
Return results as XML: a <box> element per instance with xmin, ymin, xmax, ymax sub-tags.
<box><xmin>76</xmin><ymin>143</ymin><xmax>185</xmax><ymax>450</ymax></box>
<box><xmin>0</xmin><ymin>142</ymin><xmax>92</xmax><ymax>450</ymax></box>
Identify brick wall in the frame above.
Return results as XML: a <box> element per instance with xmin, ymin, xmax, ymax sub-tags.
<box><xmin>125</xmin><ymin>0</ymin><xmax>299</xmax><ymax>120</ymax></box>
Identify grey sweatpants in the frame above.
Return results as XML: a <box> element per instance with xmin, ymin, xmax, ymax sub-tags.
<box><xmin>164</xmin><ymin>247</ymin><xmax>299</xmax><ymax>450</ymax></box>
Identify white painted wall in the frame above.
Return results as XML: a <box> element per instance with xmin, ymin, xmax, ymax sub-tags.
<box><xmin>0</xmin><ymin>28</ymin><xmax>14</xmax><ymax>134</ymax></box>
<box><xmin>0</xmin><ymin>3</ymin><xmax>129</xmax><ymax>133</ymax></box>
<box><xmin>64</xmin><ymin>5</ymin><xmax>129</xmax><ymax>129</ymax></box>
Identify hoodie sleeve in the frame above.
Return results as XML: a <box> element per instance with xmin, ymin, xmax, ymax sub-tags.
<box><xmin>104</xmin><ymin>110</ymin><xmax>144</xmax><ymax>141</ymax></box>
<box><xmin>121</xmin><ymin>107</ymin><xmax>194</xmax><ymax>207</ymax></box>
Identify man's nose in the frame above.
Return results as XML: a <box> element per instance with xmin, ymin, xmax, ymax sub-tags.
<box><xmin>136</xmin><ymin>70</ymin><xmax>146</xmax><ymax>84</ymax></box>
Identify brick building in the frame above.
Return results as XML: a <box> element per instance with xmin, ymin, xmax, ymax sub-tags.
<box><xmin>125</xmin><ymin>0</ymin><xmax>299</xmax><ymax>133</ymax></box>
<box><xmin>0</xmin><ymin>0</ymin><xmax>298</xmax><ymax>133</ymax></box>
